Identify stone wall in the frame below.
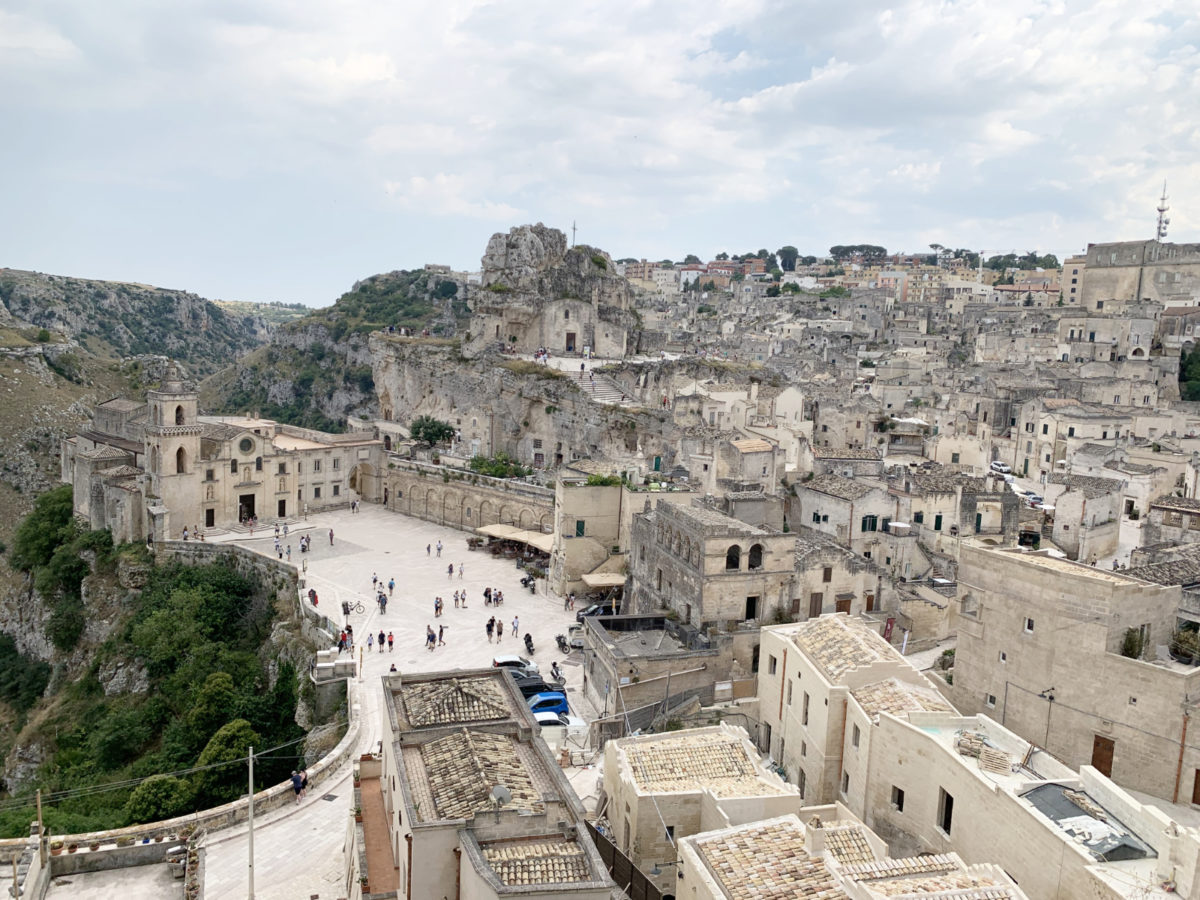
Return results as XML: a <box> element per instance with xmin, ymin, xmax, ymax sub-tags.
<box><xmin>383</xmin><ymin>458</ymin><xmax>554</xmax><ymax>533</ymax></box>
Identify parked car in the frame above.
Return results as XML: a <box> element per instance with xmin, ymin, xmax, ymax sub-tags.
<box><xmin>527</xmin><ymin>691</ymin><xmax>569</xmax><ymax>716</ymax></box>
<box><xmin>510</xmin><ymin>675</ymin><xmax>556</xmax><ymax>698</ymax></box>
<box><xmin>493</xmin><ymin>654</ymin><xmax>539</xmax><ymax>675</ymax></box>
<box><xmin>567</xmin><ymin>624</ymin><xmax>586</xmax><ymax>649</ymax></box>
<box><xmin>989</xmin><ymin>461</ymin><xmax>1012</xmax><ymax>474</ymax></box>
<box><xmin>575</xmin><ymin>601</ymin><xmax>617</xmax><ymax>623</ymax></box>
<box><xmin>534</xmin><ymin>711</ymin><xmax>588</xmax><ymax>735</ymax></box>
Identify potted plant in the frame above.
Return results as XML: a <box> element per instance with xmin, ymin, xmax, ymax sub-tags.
<box><xmin>354</xmin><ymin>807</ymin><xmax>363</xmax><ymax>823</ymax></box>
<box><xmin>154</xmin><ymin>834</ymin><xmax>163</xmax><ymax>843</ymax></box>
<box><xmin>67</xmin><ymin>843</ymin><xmax>78</xmax><ymax>854</ymax></box>
<box><xmin>117</xmin><ymin>836</ymin><xmax>134</xmax><ymax>847</ymax></box>
<box><xmin>89</xmin><ymin>841</ymin><xmax>100</xmax><ymax>851</ymax></box>
<box><xmin>50</xmin><ymin>840</ymin><xmax>63</xmax><ymax>856</ymax></box>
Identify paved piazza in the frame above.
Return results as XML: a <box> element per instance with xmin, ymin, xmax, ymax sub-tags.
<box><xmin>200</xmin><ymin>503</ymin><xmax>594</xmax><ymax>899</ymax></box>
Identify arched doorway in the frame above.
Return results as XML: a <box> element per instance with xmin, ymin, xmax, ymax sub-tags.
<box><xmin>349</xmin><ymin>463</ymin><xmax>380</xmax><ymax>502</ymax></box>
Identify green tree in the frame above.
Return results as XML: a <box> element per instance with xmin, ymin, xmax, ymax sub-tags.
<box><xmin>10</xmin><ymin>485</ymin><xmax>75</xmax><ymax>571</ymax></box>
<box><xmin>776</xmin><ymin>246</ymin><xmax>799</xmax><ymax>271</ymax></box>
<box><xmin>683</xmin><ymin>254</ymin><xmax>701</xmax><ymax>264</ymax></box>
<box><xmin>410</xmin><ymin>415</ymin><xmax>455</xmax><ymax>445</ymax></box>
<box><xmin>193</xmin><ymin>719</ymin><xmax>260</xmax><ymax>807</ymax></box>
<box><xmin>188</xmin><ymin>672</ymin><xmax>238</xmax><ymax>745</ymax></box>
<box><xmin>433</xmin><ymin>280</ymin><xmax>458</xmax><ymax>299</ymax></box>
<box><xmin>125</xmin><ymin>775</ymin><xmax>195</xmax><ymax>824</ymax></box>
<box><xmin>766</xmin><ymin>285</ymin><xmax>781</xmax><ymax>297</ymax></box>
<box><xmin>715</xmin><ymin>252</ymin><xmax>729</xmax><ymax>261</ymax></box>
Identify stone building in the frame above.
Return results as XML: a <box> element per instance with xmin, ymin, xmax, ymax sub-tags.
<box><xmin>359</xmin><ymin>668</ymin><xmax>615</xmax><ymax>899</ymax></box>
<box><xmin>1144</xmin><ymin>495</ymin><xmax>1200</xmax><ymax>546</ymax></box>
<box><xmin>950</xmin><ymin>545</ymin><xmax>1200</xmax><ymax>802</ymax></box>
<box><xmin>61</xmin><ymin>367</ymin><xmax>384</xmax><ymax>541</ymax></box>
<box><xmin>756</xmin><ymin>615</ymin><xmax>952</xmax><ymax>803</ymax></box>
<box><xmin>677</xmin><ymin>813</ymin><xmax>1027</xmax><ymax>900</ymax></box>
<box><xmin>602</xmin><ymin>724</ymin><xmax>799</xmax><ymax>895</ymax></box>
<box><xmin>1080</xmin><ymin>239</ymin><xmax>1200</xmax><ymax>309</ymax></box>
<box><xmin>463</xmin><ymin>224</ymin><xmax>636</xmax><ymax>359</ymax></box>
<box><xmin>629</xmin><ymin>501</ymin><xmax>795</xmax><ymax>631</ymax></box>
<box><xmin>793</xmin><ymin>473</ymin><xmax>893</xmax><ymax>556</ymax></box>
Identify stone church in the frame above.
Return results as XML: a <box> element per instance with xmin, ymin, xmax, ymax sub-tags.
<box><xmin>61</xmin><ymin>366</ymin><xmax>385</xmax><ymax>542</ymax></box>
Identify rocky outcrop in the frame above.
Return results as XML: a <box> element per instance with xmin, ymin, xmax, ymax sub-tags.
<box><xmin>0</xmin><ymin>268</ymin><xmax>267</xmax><ymax>377</ymax></box>
<box><xmin>481</xmin><ymin>224</ymin><xmax>570</xmax><ymax>289</ymax></box>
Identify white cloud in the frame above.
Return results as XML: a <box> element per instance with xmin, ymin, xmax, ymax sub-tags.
<box><xmin>0</xmin><ymin>0</ymin><xmax>1197</xmax><ymax>303</ymax></box>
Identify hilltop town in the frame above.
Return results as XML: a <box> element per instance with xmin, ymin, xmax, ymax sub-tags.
<box><xmin>8</xmin><ymin>221</ymin><xmax>1200</xmax><ymax>899</ymax></box>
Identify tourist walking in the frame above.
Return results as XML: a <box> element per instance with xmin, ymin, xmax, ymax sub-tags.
<box><xmin>512</xmin><ymin>616</ymin><xmax>519</xmax><ymax>635</ymax></box>
<box><xmin>447</xmin><ymin>562</ymin><xmax>454</xmax><ymax>579</ymax></box>
<box><xmin>486</xmin><ymin>617</ymin><xmax>495</xmax><ymax>642</ymax></box>
<box><xmin>378</xmin><ymin>629</ymin><xmax>385</xmax><ymax>652</ymax></box>
<box><xmin>436</xmin><ymin>540</ymin><xmax>443</xmax><ymax>557</ymax></box>
<box><xmin>367</xmin><ymin>632</ymin><xmax>374</xmax><ymax>652</ymax></box>
<box><xmin>387</xmin><ymin>631</ymin><xmax>394</xmax><ymax>652</ymax></box>
<box><xmin>438</xmin><ymin>624</ymin><xmax>445</xmax><ymax>646</ymax></box>
<box><xmin>458</xmin><ymin>562</ymin><xmax>464</xmax><ymax>579</ymax></box>
<box><xmin>496</xmin><ymin>619</ymin><xmax>504</xmax><ymax>641</ymax></box>
<box><xmin>426</xmin><ymin>625</ymin><xmax>436</xmax><ymax>650</ymax></box>
<box><xmin>329</xmin><ymin>528</ymin><xmax>335</xmax><ymax>545</ymax></box>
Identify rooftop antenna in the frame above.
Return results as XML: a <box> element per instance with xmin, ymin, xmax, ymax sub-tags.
<box><xmin>489</xmin><ymin>784</ymin><xmax>512</xmax><ymax>824</ymax></box>
<box><xmin>1156</xmin><ymin>181</ymin><xmax>1170</xmax><ymax>242</ymax></box>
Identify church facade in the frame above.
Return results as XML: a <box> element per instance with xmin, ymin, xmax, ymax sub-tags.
<box><xmin>61</xmin><ymin>368</ymin><xmax>385</xmax><ymax>542</ymax></box>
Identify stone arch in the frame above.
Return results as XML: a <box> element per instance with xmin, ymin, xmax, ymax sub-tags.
<box><xmin>538</xmin><ymin>512</ymin><xmax>553</xmax><ymax>531</ymax></box>
<box><xmin>176</xmin><ymin>447</ymin><xmax>187</xmax><ymax>474</ymax></box>
<box><xmin>479</xmin><ymin>499</ymin><xmax>495</xmax><ymax>525</ymax></box>
<box><xmin>174</xmin><ymin>405</ymin><xmax>184</xmax><ymax>425</ymax></box>
<box><xmin>725</xmin><ymin>544</ymin><xmax>741</xmax><ymax>570</ymax></box>
<box><xmin>518</xmin><ymin>507</ymin><xmax>534</xmax><ymax>528</ymax></box>
<box><xmin>1131</xmin><ymin>347</ymin><xmax>1145</xmax><ymax>357</ymax></box>
<box><xmin>444</xmin><ymin>491</ymin><xmax>458</xmax><ymax>524</ymax></box>
<box><xmin>500</xmin><ymin>506</ymin><xmax>516</xmax><ymax>526</ymax></box>
<box><xmin>425</xmin><ymin>489</ymin><xmax>438</xmax><ymax>517</ymax></box>
<box><xmin>748</xmin><ymin>543</ymin><xmax>764</xmax><ymax>570</ymax></box>
<box><xmin>349</xmin><ymin>462</ymin><xmax>379</xmax><ymax>501</ymax></box>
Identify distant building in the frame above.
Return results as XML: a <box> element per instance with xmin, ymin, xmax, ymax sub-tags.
<box><xmin>1081</xmin><ymin>240</ymin><xmax>1200</xmax><ymax>309</ymax></box>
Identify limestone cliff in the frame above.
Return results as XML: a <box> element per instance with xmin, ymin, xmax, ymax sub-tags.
<box><xmin>0</xmin><ymin>268</ymin><xmax>268</xmax><ymax>378</ymax></box>
<box><xmin>465</xmin><ymin>223</ymin><xmax>639</xmax><ymax>359</ymax></box>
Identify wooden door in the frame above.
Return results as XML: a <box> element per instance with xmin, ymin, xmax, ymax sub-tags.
<box><xmin>1192</xmin><ymin>770</ymin><xmax>1200</xmax><ymax>806</ymax></box>
<box><xmin>1091</xmin><ymin>735</ymin><xmax>1115</xmax><ymax>777</ymax></box>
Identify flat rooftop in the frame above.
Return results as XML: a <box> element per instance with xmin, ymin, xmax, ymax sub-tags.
<box><xmin>989</xmin><ymin>548</ymin><xmax>1147</xmax><ymax>585</ymax></box>
<box><xmin>618</xmin><ymin>728</ymin><xmax>793</xmax><ymax>798</ymax></box>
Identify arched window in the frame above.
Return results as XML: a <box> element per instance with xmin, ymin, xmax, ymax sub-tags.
<box><xmin>175</xmin><ymin>405</ymin><xmax>184</xmax><ymax>425</ymax></box>
<box><xmin>255</xmin><ymin>457</ymin><xmax>262</xmax><ymax>472</ymax></box>
<box><xmin>231</xmin><ymin>459</ymin><xmax>238</xmax><ymax>474</ymax></box>
<box><xmin>175</xmin><ymin>447</ymin><xmax>187</xmax><ymax>474</ymax></box>
<box><xmin>748</xmin><ymin>543</ymin><xmax>764</xmax><ymax>570</ymax></box>
<box><xmin>725</xmin><ymin>545</ymin><xmax>741</xmax><ymax>570</ymax></box>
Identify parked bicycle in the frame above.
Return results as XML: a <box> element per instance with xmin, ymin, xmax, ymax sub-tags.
<box><xmin>342</xmin><ymin>599</ymin><xmax>366</xmax><ymax>615</ymax></box>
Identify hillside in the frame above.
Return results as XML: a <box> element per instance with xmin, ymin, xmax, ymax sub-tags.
<box><xmin>202</xmin><ymin>268</ymin><xmax>468</xmax><ymax>430</ymax></box>
<box><xmin>0</xmin><ymin>490</ymin><xmax>325</xmax><ymax>836</ymax></box>
<box><xmin>0</xmin><ymin>268</ymin><xmax>269</xmax><ymax>378</ymax></box>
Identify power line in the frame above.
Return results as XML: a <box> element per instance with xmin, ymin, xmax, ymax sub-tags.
<box><xmin>0</xmin><ymin>719</ymin><xmax>346</xmax><ymax>814</ymax></box>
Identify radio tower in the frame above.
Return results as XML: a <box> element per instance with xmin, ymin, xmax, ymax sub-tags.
<box><xmin>1156</xmin><ymin>181</ymin><xmax>1170</xmax><ymax>242</ymax></box>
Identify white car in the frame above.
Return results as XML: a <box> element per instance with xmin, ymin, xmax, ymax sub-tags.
<box><xmin>492</xmin><ymin>654</ymin><xmax>539</xmax><ymax>675</ymax></box>
<box><xmin>989</xmin><ymin>461</ymin><xmax>1012</xmax><ymax>474</ymax></box>
<box><xmin>534</xmin><ymin>711</ymin><xmax>589</xmax><ymax>737</ymax></box>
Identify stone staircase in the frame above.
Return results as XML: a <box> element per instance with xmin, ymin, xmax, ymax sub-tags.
<box><xmin>580</xmin><ymin>373</ymin><xmax>639</xmax><ymax>407</ymax></box>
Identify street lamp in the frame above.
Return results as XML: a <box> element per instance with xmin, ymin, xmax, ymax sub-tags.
<box><xmin>1038</xmin><ymin>687</ymin><xmax>1056</xmax><ymax>748</ymax></box>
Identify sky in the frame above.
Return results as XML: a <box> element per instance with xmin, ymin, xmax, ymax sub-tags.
<box><xmin>2</xmin><ymin>0</ymin><xmax>1199</xmax><ymax>307</ymax></box>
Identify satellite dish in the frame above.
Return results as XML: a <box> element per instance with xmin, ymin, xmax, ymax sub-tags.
<box><xmin>490</xmin><ymin>785</ymin><xmax>512</xmax><ymax>808</ymax></box>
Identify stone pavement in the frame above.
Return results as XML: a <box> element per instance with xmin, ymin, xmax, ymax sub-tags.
<box><xmin>200</xmin><ymin>504</ymin><xmax>588</xmax><ymax>898</ymax></box>
<box><xmin>44</xmin><ymin>863</ymin><xmax>182</xmax><ymax>899</ymax></box>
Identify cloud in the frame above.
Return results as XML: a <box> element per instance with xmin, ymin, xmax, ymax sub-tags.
<box><xmin>0</xmin><ymin>0</ymin><xmax>1197</xmax><ymax>303</ymax></box>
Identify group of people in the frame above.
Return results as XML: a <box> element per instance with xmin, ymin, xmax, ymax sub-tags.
<box><xmin>483</xmin><ymin>586</ymin><xmax>505</xmax><ymax>606</ymax></box>
<box><xmin>180</xmin><ymin>525</ymin><xmax>208</xmax><ymax>541</ymax></box>
<box><xmin>425</xmin><ymin>624</ymin><xmax>446</xmax><ymax>650</ymax></box>
<box><xmin>485</xmin><ymin>615</ymin><xmax>520</xmax><ymax>643</ymax></box>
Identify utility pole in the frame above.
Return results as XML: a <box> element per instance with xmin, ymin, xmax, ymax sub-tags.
<box><xmin>571</xmin><ymin>221</ymin><xmax>577</xmax><ymax>248</ymax></box>
<box><xmin>248</xmin><ymin>746</ymin><xmax>255</xmax><ymax>900</ymax></box>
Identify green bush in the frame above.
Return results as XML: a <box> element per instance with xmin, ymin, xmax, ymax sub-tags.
<box><xmin>36</xmin><ymin>328</ymin><xmax>51</xmax><ymax>343</ymax></box>
<box><xmin>193</xmin><ymin>720</ymin><xmax>260</xmax><ymax>807</ymax></box>
<box><xmin>125</xmin><ymin>775</ymin><xmax>194</xmax><ymax>824</ymax></box>
<box><xmin>0</xmin><ymin>634</ymin><xmax>50</xmax><ymax>716</ymax></box>
<box><xmin>590</xmin><ymin>254</ymin><xmax>607</xmax><ymax>270</ymax></box>
<box><xmin>10</xmin><ymin>484</ymin><xmax>75</xmax><ymax>570</ymax></box>
<box><xmin>469</xmin><ymin>453</ymin><xmax>531</xmax><ymax>479</ymax></box>
<box><xmin>410</xmin><ymin>415</ymin><xmax>455</xmax><ymax>445</ymax></box>
<box><xmin>585</xmin><ymin>474</ymin><xmax>622</xmax><ymax>486</ymax></box>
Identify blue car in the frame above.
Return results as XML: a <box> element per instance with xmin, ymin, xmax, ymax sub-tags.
<box><xmin>526</xmin><ymin>691</ymin><xmax>569</xmax><ymax>716</ymax></box>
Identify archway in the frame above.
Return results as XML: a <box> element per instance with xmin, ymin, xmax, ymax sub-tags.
<box><xmin>174</xmin><ymin>405</ymin><xmax>184</xmax><ymax>425</ymax></box>
<box><xmin>176</xmin><ymin>447</ymin><xmax>187</xmax><ymax>474</ymax></box>
<box><xmin>518</xmin><ymin>508</ymin><xmax>534</xmax><ymax>528</ymax></box>
<box><xmin>479</xmin><ymin>500</ymin><xmax>495</xmax><ymax>525</ymax></box>
<box><xmin>349</xmin><ymin>462</ymin><xmax>380</xmax><ymax>501</ymax></box>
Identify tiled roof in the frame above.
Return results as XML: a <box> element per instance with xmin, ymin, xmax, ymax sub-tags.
<box><xmin>1046</xmin><ymin>473</ymin><xmax>1124</xmax><ymax>498</ymax></box>
<box><xmin>852</xmin><ymin>678</ymin><xmax>954</xmax><ymax>721</ymax></box>
<box><xmin>97</xmin><ymin>398</ymin><xmax>143</xmax><ymax>411</ymax></box>
<box><xmin>482</xmin><ymin>838</ymin><xmax>590</xmax><ymax>885</ymax></box>
<box><xmin>840</xmin><ymin>854</ymin><xmax>960</xmax><ymax>882</ymax></box>
<box><xmin>98</xmin><ymin>465</ymin><xmax>142</xmax><ymax>478</ymax></box>
<box><xmin>805</xmin><ymin>473</ymin><xmax>876</xmax><ymax>501</ymax></box>
<box><xmin>870</xmin><ymin>873</ymin><xmax>1011</xmax><ymax>898</ymax></box>
<box><xmin>731</xmin><ymin>439</ymin><xmax>774</xmax><ymax>453</ymax></box>
<box><xmin>694</xmin><ymin>819</ymin><xmax>840</xmax><ymax>900</ymax></box>
<box><xmin>788</xmin><ymin>616</ymin><xmax>895</xmax><ymax>682</ymax></box>
<box><xmin>419</xmin><ymin>729</ymin><xmax>542</xmax><ymax>821</ymax></box>
<box><xmin>622</xmin><ymin>731</ymin><xmax>788</xmax><ymax>798</ymax></box>
<box><xmin>79</xmin><ymin>445</ymin><xmax>129</xmax><ymax>460</ymax></box>
<box><xmin>1150</xmin><ymin>495</ymin><xmax>1200</xmax><ymax>513</ymax></box>
<box><xmin>400</xmin><ymin>676</ymin><xmax>510</xmax><ymax>727</ymax></box>
<box><xmin>823</xmin><ymin>825</ymin><xmax>876</xmax><ymax>864</ymax></box>
<box><xmin>813</xmin><ymin>447</ymin><xmax>881</xmax><ymax>460</ymax></box>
